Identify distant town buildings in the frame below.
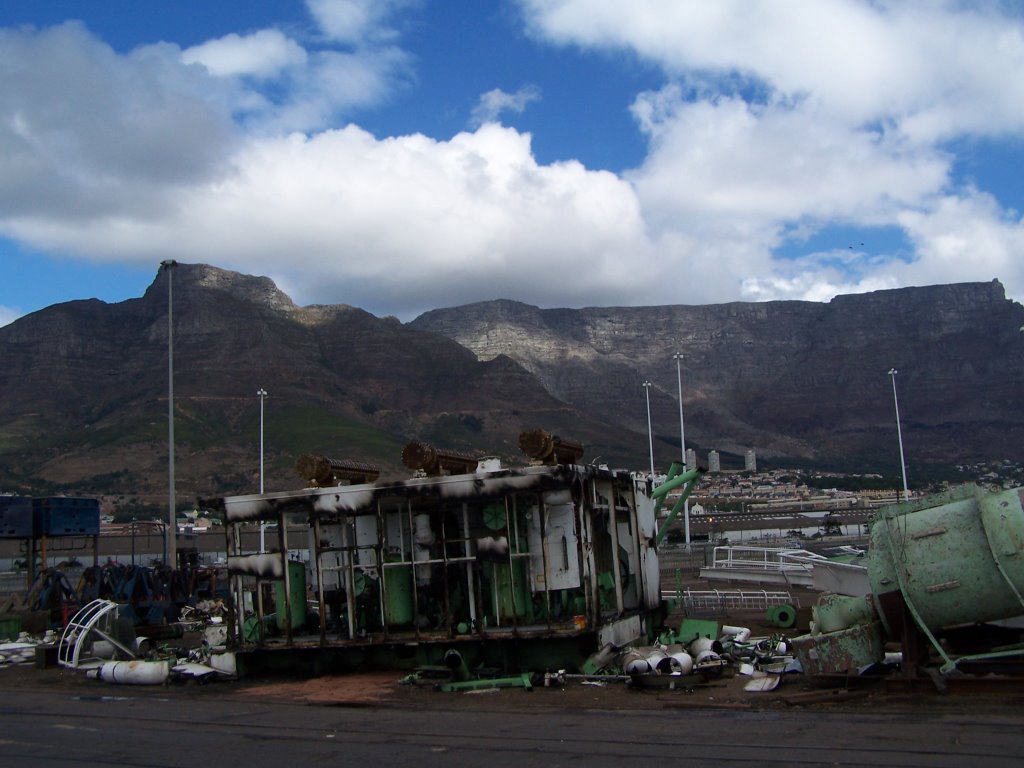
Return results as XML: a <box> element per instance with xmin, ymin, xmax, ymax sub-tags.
<box><xmin>685</xmin><ymin>448</ymin><xmax>697</xmax><ymax>469</ymax></box>
<box><xmin>708</xmin><ymin>450</ymin><xmax>721</xmax><ymax>473</ymax></box>
<box><xmin>745</xmin><ymin>450</ymin><xmax>757</xmax><ymax>473</ymax></box>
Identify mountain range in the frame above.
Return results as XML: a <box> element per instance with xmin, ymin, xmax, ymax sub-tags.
<box><xmin>1</xmin><ymin>263</ymin><xmax>1022</xmax><ymax>510</ymax></box>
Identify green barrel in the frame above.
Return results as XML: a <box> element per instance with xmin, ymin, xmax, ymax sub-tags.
<box><xmin>490</xmin><ymin>560</ymin><xmax>529</xmax><ymax>620</ymax></box>
<box><xmin>383</xmin><ymin>558</ymin><xmax>414</xmax><ymax>627</ymax></box>
<box><xmin>274</xmin><ymin>559</ymin><xmax>307</xmax><ymax>632</ymax></box>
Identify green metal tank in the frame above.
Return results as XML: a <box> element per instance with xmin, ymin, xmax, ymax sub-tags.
<box><xmin>490</xmin><ymin>560</ymin><xmax>530</xmax><ymax>621</ymax></box>
<box><xmin>383</xmin><ymin>556</ymin><xmax>414</xmax><ymax>627</ymax></box>
<box><xmin>274</xmin><ymin>559</ymin><xmax>308</xmax><ymax>632</ymax></box>
<box><xmin>867</xmin><ymin>484</ymin><xmax>1024</xmax><ymax>635</ymax></box>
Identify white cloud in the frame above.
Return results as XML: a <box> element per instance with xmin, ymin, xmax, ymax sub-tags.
<box><xmin>897</xmin><ymin>190</ymin><xmax>1024</xmax><ymax>286</ymax></box>
<box><xmin>519</xmin><ymin>0</ymin><xmax>1024</xmax><ymax>139</ymax></box>
<box><xmin>3</xmin><ymin>2</ymin><xmax>1024</xmax><ymax>324</ymax></box>
<box><xmin>306</xmin><ymin>0</ymin><xmax>419</xmax><ymax>45</ymax></box>
<box><xmin>260</xmin><ymin>47</ymin><xmax>412</xmax><ymax>133</ymax></box>
<box><xmin>628</xmin><ymin>89</ymin><xmax>950</xmax><ymax>230</ymax></box>
<box><xmin>182</xmin><ymin>29</ymin><xmax>307</xmax><ymax>78</ymax></box>
<box><xmin>0</xmin><ymin>23</ymin><xmax>236</xmax><ymax>221</ymax></box>
<box><xmin>470</xmin><ymin>86</ymin><xmax>542</xmax><ymax>127</ymax></box>
<box><xmin>6</xmin><ymin>123</ymin><xmax>651</xmax><ymax>318</ymax></box>
<box><xmin>737</xmin><ymin>191</ymin><xmax>1024</xmax><ymax>304</ymax></box>
<box><xmin>516</xmin><ymin>0</ymin><xmax>1024</xmax><ymax>305</ymax></box>
<box><xmin>174</xmin><ymin>9</ymin><xmax>414</xmax><ymax>134</ymax></box>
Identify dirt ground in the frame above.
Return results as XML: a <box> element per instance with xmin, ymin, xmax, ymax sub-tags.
<box><xmin>4</xmin><ymin>580</ymin><xmax>1023</xmax><ymax>716</ymax></box>
<box><xmin>4</xmin><ymin>652</ymin><xmax>1023</xmax><ymax>718</ymax></box>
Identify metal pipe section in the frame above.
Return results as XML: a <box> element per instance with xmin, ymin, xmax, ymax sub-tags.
<box><xmin>517</xmin><ymin>429</ymin><xmax>584</xmax><ymax>465</ymax></box>
<box><xmin>87</xmin><ymin>660</ymin><xmax>170</xmax><ymax>685</ymax></box>
<box><xmin>721</xmin><ymin>625</ymin><xmax>752</xmax><ymax>643</ymax></box>
<box><xmin>401</xmin><ymin>442</ymin><xmax>479</xmax><ymax>476</ymax></box>
<box><xmin>653</xmin><ymin>463</ymin><xmax>705</xmax><ymax>547</ymax></box>
<box><xmin>296</xmin><ymin>454</ymin><xmax>381</xmax><ymax>486</ymax></box>
<box><xmin>443</xmin><ymin>648</ymin><xmax>470</xmax><ymax>682</ymax></box>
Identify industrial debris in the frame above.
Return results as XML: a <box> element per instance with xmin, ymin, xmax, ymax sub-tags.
<box><xmin>4</xmin><ymin>436</ymin><xmax>1024</xmax><ymax>703</ymax></box>
<box><xmin>47</xmin><ymin>598</ymin><xmax>237</xmax><ymax>685</ymax></box>
<box><xmin>789</xmin><ymin>484</ymin><xmax>1024</xmax><ymax>683</ymax></box>
<box><xmin>203</xmin><ymin>436</ymin><xmax>705</xmax><ymax>679</ymax></box>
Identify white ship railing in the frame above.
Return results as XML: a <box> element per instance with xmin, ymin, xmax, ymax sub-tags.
<box><xmin>662</xmin><ymin>587</ymin><xmax>794</xmax><ymax>611</ymax></box>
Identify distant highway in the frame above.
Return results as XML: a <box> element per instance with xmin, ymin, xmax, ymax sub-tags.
<box><xmin>677</xmin><ymin>508</ymin><xmax>872</xmax><ymax>535</ymax></box>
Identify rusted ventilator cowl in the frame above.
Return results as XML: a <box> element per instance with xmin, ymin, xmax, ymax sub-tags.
<box><xmin>295</xmin><ymin>454</ymin><xmax>381</xmax><ymax>487</ymax></box>
<box><xmin>401</xmin><ymin>441</ymin><xmax>480</xmax><ymax>476</ymax></box>
<box><xmin>518</xmin><ymin>429</ymin><xmax>584</xmax><ymax>465</ymax></box>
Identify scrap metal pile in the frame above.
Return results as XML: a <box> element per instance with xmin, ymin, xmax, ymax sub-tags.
<box><xmin>50</xmin><ymin>597</ymin><xmax>237</xmax><ymax>685</ymax></box>
<box><xmin>786</xmin><ymin>484</ymin><xmax>1024</xmax><ymax>687</ymax></box>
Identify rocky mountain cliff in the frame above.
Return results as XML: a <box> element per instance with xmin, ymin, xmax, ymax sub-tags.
<box><xmin>0</xmin><ymin>264</ymin><xmax>611</xmax><ymax>505</ymax></box>
<box><xmin>411</xmin><ymin>280</ymin><xmax>1024</xmax><ymax>472</ymax></box>
<box><xmin>1</xmin><ymin>266</ymin><xmax>1021</xmax><ymax>509</ymax></box>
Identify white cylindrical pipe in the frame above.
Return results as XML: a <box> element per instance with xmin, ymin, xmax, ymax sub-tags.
<box><xmin>694</xmin><ymin>649</ymin><xmax>721</xmax><ymax>666</ymax></box>
<box><xmin>620</xmin><ymin>649</ymin><xmax>651</xmax><ymax>675</ymax></box>
<box><xmin>91</xmin><ymin>640</ymin><xmax>118</xmax><ymax>659</ymax></box>
<box><xmin>91</xmin><ymin>660</ymin><xmax>169</xmax><ymax>685</ymax></box>
<box><xmin>646</xmin><ymin>647</ymin><xmax>669</xmax><ymax>672</ymax></box>
<box><xmin>414</xmin><ymin>513</ymin><xmax>435</xmax><ymax>546</ymax></box>
<box><xmin>721</xmin><ymin>625</ymin><xmax>751</xmax><ymax>643</ymax></box>
<box><xmin>209</xmin><ymin>652</ymin><xmax>237</xmax><ymax>676</ymax></box>
<box><xmin>689</xmin><ymin>637</ymin><xmax>713</xmax><ymax>656</ymax></box>
<box><xmin>669</xmin><ymin>650</ymin><xmax>694</xmax><ymax>675</ymax></box>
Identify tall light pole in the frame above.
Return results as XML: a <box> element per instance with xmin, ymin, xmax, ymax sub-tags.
<box><xmin>257</xmin><ymin>387</ymin><xmax>268</xmax><ymax>553</ymax></box>
<box><xmin>672</xmin><ymin>353</ymin><xmax>687</xmax><ymax>464</ymax></box>
<box><xmin>257</xmin><ymin>388</ymin><xmax>268</xmax><ymax>493</ymax></box>
<box><xmin>888</xmin><ymin>368</ymin><xmax>910</xmax><ymax>501</ymax></box>
<box><xmin>642</xmin><ymin>381</ymin><xmax>655</xmax><ymax>477</ymax></box>
<box><xmin>673</xmin><ymin>352</ymin><xmax>691</xmax><ymax>546</ymax></box>
<box><xmin>161</xmin><ymin>259</ymin><xmax>178</xmax><ymax>568</ymax></box>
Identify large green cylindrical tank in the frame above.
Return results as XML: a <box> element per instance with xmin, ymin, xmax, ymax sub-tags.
<box><xmin>274</xmin><ymin>559</ymin><xmax>307</xmax><ymax>631</ymax></box>
<box><xmin>490</xmin><ymin>560</ymin><xmax>530</xmax><ymax>621</ymax></box>
<box><xmin>867</xmin><ymin>485</ymin><xmax>1024</xmax><ymax>635</ymax></box>
<box><xmin>383</xmin><ymin>558</ymin><xmax>414</xmax><ymax>627</ymax></box>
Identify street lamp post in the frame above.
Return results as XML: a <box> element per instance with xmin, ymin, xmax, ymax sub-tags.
<box><xmin>888</xmin><ymin>368</ymin><xmax>910</xmax><ymax>501</ymax></box>
<box><xmin>673</xmin><ymin>352</ymin><xmax>691</xmax><ymax>546</ymax></box>
<box><xmin>642</xmin><ymin>381</ymin><xmax>655</xmax><ymax>477</ymax></box>
<box><xmin>258</xmin><ymin>388</ymin><xmax>268</xmax><ymax>493</ymax></box>
<box><xmin>257</xmin><ymin>387</ymin><xmax>268</xmax><ymax>553</ymax></box>
<box><xmin>161</xmin><ymin>259</ymin><xmax>178</xmax><ymax>568</ymax></box>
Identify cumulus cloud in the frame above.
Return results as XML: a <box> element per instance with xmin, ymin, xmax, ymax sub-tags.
<box><xmin>519</xmin><ymin>0</ymin><xmax>1024</xmax><ymax>139</ymax></box>
<box><xmin>2</xmin><ymin>1</ymin><xmax>1024</xmax><ymax>322</ymax></box>
<box><xmin>0</xmin><ymin>23</ymin><xmax>235</xmax><ymax>220</ymax></box>
<box><xmin>897</xmin><ymin>191</ymin><xmax>1024</xmax><ymax>286</ymax></box>
<box><xmin>8</xmin><ymin>123</ymin><xmax>649</xmax><ymax>318</ymax></box>
<box><xmin>182</xmin><ymin>29</ymin><xmax>307</xmax><ymax>78</ymax></box>
<box><xmin>307</xmin><ymin>0</ymin><xmax>419</xmax><ymax>45</ymax></box>
<box><xmin>175</xmin><ymin>4</ymin><xmax>413</xmax><ymax>133</ymax></box>
<box><xmin>470</xmin><ymin>85</ymin><xmax>542</xmax><ymax>127</ymax></box>
<box><xmin>519</xmin><ymin>0</ymin><xmax>1024</xmax><ymax>305</ymax></box>
<box><xmin>628</xmin><ymin>89</ymin><xmax>950</xmax><ymax>229</ymax></box>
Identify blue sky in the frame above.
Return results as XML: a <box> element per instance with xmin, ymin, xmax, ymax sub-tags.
<box><xmin>1</xmin><ymin>0</ymin><xmax>1023</xmax><ymax>326</ymax></box>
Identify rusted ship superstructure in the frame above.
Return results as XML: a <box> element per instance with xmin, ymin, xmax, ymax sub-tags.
<box><xmin>206</xmin><ymin>431</ymin><xmax>700</xmax><ymax>673</ymax></box>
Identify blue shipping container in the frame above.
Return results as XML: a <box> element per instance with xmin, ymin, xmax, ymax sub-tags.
<box><xmin>32</xmin><ymin>497</ymin><xmax>101</xmax><ymax>536</ymax></box>
<box><xmin>0</xmin><ymin>496</ymin><xmax>33</xmax><ymax>538</ymax></box>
